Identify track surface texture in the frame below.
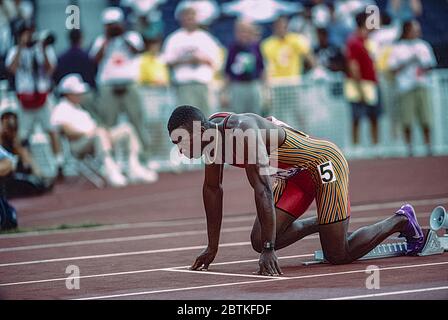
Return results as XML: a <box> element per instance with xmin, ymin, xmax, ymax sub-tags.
<box><xmin>1</xmin><ymin>156</ymin><xmax>447</xmax><ymax>300</ymax></box>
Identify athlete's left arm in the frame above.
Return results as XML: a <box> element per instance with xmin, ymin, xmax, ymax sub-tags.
<box><xmin>241</xmin><ymin>120</ymin><xmax>282</xmax><ymax>276</ymax></box>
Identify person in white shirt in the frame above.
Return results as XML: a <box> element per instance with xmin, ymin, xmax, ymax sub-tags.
<box><xmin>5</xmin><ymin>23</ymin><xmax>63</xmax><ymax>172</ymax></box>
<box><xmin>162</xmin><ymin>5</ymin><xmax>221</xmax><ymax>114</ymax></box>
<box><xmin>389</xmin><ymin>20</ymin><xmax>437</xmax><ymax>156</ymax></box>
<box><xmin>51</xmin><ymin>74</ymin><xmax>158</xmax><ymax>187</ymax></box>
<box><xmin>89</xmin><ymin>7</ymin><xmax>150</xmax><ymax>153</ymax></box>
<box><xmin>0</xmin><ymin>0</ymin><xmax>14</xmax><ymax>71</ymax></box>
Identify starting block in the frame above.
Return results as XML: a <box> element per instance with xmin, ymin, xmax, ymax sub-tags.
<box><xmin>302</xmin><ymin>206</ymin><xmax>448</xmax><ymax>266</ymax></box>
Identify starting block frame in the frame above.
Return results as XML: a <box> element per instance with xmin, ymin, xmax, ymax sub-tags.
<box><xmin>303</xmin><ymin>230</ymin><xmax>448</xmax><ymax>266</ymax></box>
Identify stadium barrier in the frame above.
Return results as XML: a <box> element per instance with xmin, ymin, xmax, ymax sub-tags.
<box><xmin>1</xmin><ymin>69</ymin><xmax>447</xmax><ymax>178</ymax></box>
<box><xmin>139</xmin><ymin>70</ymin><xmax>448</xmax><ymax>172</ymax></box>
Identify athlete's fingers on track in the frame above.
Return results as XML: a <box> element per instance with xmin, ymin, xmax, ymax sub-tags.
<box><xmin>274</xmin><ymin>261</ymin><xmax>283</xmax><ymax>275</ymax></box>
<box><xmin>190</xmin><ymin>258</ymin><xmax>203</xmax><ymax>270</ymax></box>
<box><xmin>259</xmin><ymin>264</ymin><xmax>268</xmax><ymax>276</ymax></box>
<box><xmin>269</xmin><ymin>262</ymin><xmax>278</xmax><ymax>276</ymax></box>
<box><xmin>261</xmin><ymin>263</ymin><xmax>274</xmax><ymax>276</ymax></box>
<box><xmin>202</xmin><ymin>262</ymin><xmax>210</xmax><ymax>270</ymax></box>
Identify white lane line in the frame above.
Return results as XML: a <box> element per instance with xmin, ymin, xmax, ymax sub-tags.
<box><xmin>18</xmin><ymin>180</ymin><xmax>246</xmax><ymax>223</ymax></box>
<box><xmin>326</xmin><ymin>286</ymin><xmax>448</xmax><ymax>300</ymax></box>
<box><xmin>0</xmin><ymin>227</ymin><xmax>253</xmax><ymax>253</ymax></box>
<box><xmin>0</xmin><ymin>235</ymin><xmax>319</xmax><ymax>267</ymax></box>
<box><xmin>350</xmin><ymin>198</ymin><xmax>448</xmax><ymax>213</ymax></box>
<box><xmin>172</xmin><ymin>254</ymin><xmax>314</xmax><ymax>268</ymax></box>
<box><xmin>0</xmin><ymin>254</ymin><xmax>313</xmax><ymax>287</ymax></box>
<box><xmin>2</xmin><ymin>196</ymin><xmax>446</xmax><ymax>239</ymax></box>
<box><xmin>163</xmin><ymin>268</ymin><xmax>288</xmax><ymax>280</ymax></box>
<box><xmin>0</xmin><ymin>216</ymin><xmax>254</xmax><ymax>239</ymax></box>
<box><xmin>0</xmin><ymin>268</ymin><xmax>168</xmax><ymax>287</ymax></box>
<box><xmin>75</xmin><ymin>261</ymin><xmax>448</xmax><ymax>300</ymax></box>
<box><xmin>0</xmin><ymin>241</ymin><xmax>253</xmax><ymax>267</ymax></box>
<box><xmin>0</xmin><ymin>213</ymin><xmax>427</xmax><ymax>253</ymax></box>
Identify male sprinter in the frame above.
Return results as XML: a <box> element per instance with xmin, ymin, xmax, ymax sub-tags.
<box><xmin>167</xmin><ymin>106</ymin><xmax>424</xmax><ymax>276</ymax></box>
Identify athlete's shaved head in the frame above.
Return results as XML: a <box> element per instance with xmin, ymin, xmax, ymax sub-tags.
<box><xmin>167</xmin><ymin>105</ymin><xmax>209</xmax><ymax>134</ymax></box>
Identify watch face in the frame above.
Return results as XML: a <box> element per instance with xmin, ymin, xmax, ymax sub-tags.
<box><xmin>264</xmin><ymin>242</ymin><xmax>274</xmax><ymax>249</ymax></box>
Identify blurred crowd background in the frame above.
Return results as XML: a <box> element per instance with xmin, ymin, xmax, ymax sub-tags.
<box><xmin>0</xmin><ymin>0</ymin><xmax>448</xmax><ymax>201</ymax></box>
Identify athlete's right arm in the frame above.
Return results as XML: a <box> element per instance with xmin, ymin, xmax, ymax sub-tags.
<box><xmin>190</xmin><ymin>162</ymin><xmax>224</xmax><ymax>270</ymax></box>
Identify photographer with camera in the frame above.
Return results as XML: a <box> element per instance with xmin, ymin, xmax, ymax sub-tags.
<box><xmin>0</xmin><ymin>145</ymin><xmax>18</xmax><ymax>230</ymax></box>
<box><xmin>90</xmin><ymin>7</ymin><xmax>150</xmax><ymax>157</ymax></box>
<box><xmin>5</xmin><ymin>23</ymin><xmax>63</xmax><ymax>176</ymax></box>
<box><xmin>0</xmin><ymin>107</ymin><xmax>54</xmax><ymax>198</ymax></box>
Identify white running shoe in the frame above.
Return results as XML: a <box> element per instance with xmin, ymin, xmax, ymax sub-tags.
<box><xmin>128</xmin><ymin>161</ymin><xmax>159</xmax><ymax>184</ymax></box>
<box><xmin>103</xmin><ymin>157</ymin><xmax>128</xmax><ymax>188</ymax></box>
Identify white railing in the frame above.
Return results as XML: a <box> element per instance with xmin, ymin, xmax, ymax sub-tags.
<box><xmin>141</xmin><ymin>69</ymin><xmax>448</xmax><ymax>171</ymax></box>
<box><xmin>2</xmin><ymin>69</ymin><xmax>447</xmax><ymax>177</ymax></box>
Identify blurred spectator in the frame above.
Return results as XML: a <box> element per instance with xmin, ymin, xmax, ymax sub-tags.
<box><xmin>162</xmin><ymin>5</ymin><xmax>221</xmax><ymax>115</ymax></box>
<box><xmin>53</xmin><ymin>29</ymin><xmax>96</xmax><ymax>90</ymax></box>
<box><xmin>310</xmin><ymin>0</ymin><xmax>331</xmax><ymax>28</ymax></box>
<box><xmin>288</xmin><ymin>3</ymin><xmax>317</xmax><ymax>48</ymax></box>
<box><xmin>0</xmin><ymin>145</ymin><xmax>18</xmax><ymax>230</ymax></box>
<box><xmin>139</xmin><ymin>37</ymin><xmax>169</xmax><ymax>86</ymax></box>
<box><xmin>89</xmin><ymin>7</ymin><xmax>151</xmax><ymax>154</ymax></box>
<box><xmin>7</xmin><ymin>0</ymin><xmax>34</xmax><ymax>38</ymax></box>
<box><xmin>51</xmin><ymin>74</ymin><xmax>158</xmax><ymax>187</ymax></box>
<box><xmin>0</xmin><ymin>108</ymin><xmax>54</xmax><ymax>198</ymax></box>
<box><xmin>135</xmin><ymin>9</ymin><xmax>164</xmax><ymax>40</ymax></box>
<box><xmin>221</xmin><ymin>0</ymin><xmax>300</xmax><ymax>24</ymax></box>
<box><xmin>327</xmin><ymin>3</ymin><xmax>353</xmax><ymax>49</ymax></box>
<box><xmin>387</xmin><ymin>0</ymin><xmax>422</xmax><ymax>24</ymax></box>
<box><xmin>262</xmin><ymin>15</ymin><xmax>315</xmax><ymax>130</ymax></box>
<box><xmin>54</xmin><ymin>29</ymin><xmax>98</xmax><ymax>127</ymax></box>
<box><xmin>222</xmin><ymin>19</ymin><xmax>265</xmax><ymax>114</ymax></box>
<box><xmin>0</xmin><ymin>145</ymin><xmax>14</xmax><ymax>177</ymax></box>
<box><xmin>335</xmin><ymin>0</ymin><xmax>374</xmax><ymax>31</ymax></box>
<box><xmin>345</xmin><ymin>11</ymin><xmax>381</xmax><ymax>149</ymax></box>
<box><xmin>389</xmin><ymin>20</ymin><xmax>437</xmax><ymax>156</ymax></box>
<box><xmin>125</xmin><ymin>0</ymin><xmax>165</xmax><ymax>39</ymax></box>
<box><xmin>175</xmin><ymin>0</ymin><xmax>220</xmax><ymax>28</ymax></box>
<box><xmin>314</xmin><ymin>28</ymin><xmax>346</xmax><ymax>73</ymax></box>
<box><xmin>0</xmin><ymin>0</ymin><xmax>14</xmax><ymax>81</ymax></box>
<box><xmin>262</xmin><ymin>16</ymin><xmax>315</xmax><ymax>83</ymax></box>
<box><xmin>5</xmin><ymin>23</ymin><xmax>63</xmax><ymax>171</ymax></box>
<box><xmin>369</xmin><ymin>12</ymin><xmax>400</xmax><ymax>70</ymax></box>
<box><xmin>369</xmin><ymin>12</ymin><xmax>400</xmax><ymax>139</ymax></box>
<box><xmin>1</xmin><ymin>109</ymin><xmax>36</xmax><ymax>175</ymax></box>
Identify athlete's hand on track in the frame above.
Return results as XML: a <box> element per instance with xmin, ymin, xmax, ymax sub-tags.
<box><xmin>190</xmin><ymin>246</ymin><xmax>218</xmax><ymax>271</ymax></box>
<box><xmin>257</xmin><ymin>250</ymin><xmax>283</xmax><ymax>276</ymax></box>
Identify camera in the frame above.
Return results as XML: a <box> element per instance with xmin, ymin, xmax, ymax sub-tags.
<box><xmin>33</xmin><ymin>30</ymin><xmax>57</xmax><ymax>46</ymax></box>
<box><xmin>106</xmin><ymin>24</ymin><xmax>125</xmax><ymax>38</ymax></box>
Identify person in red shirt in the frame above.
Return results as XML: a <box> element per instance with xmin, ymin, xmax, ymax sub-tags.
<box><xmin>345</xmin><ymin>12</ymin><xmax>382</xmax><ymax>151</ymax></box>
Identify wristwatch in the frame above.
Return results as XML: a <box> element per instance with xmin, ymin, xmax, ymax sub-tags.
<box><xmin>263</xmin><ymin>241</ymin><xmax>275</xmax><ymax>251</ymax></box>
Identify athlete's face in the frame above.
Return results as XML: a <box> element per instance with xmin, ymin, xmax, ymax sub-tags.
<box><xmin>172</xmin><ymin>126</ymin><xmax>204</xmax><ymax>159</ymax></box>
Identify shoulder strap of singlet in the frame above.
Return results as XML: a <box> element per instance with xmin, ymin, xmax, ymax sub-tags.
<box><xmin>208</xmin><ymin>112</ymin><xmax>234</xmax><ymax>129</ymax></box>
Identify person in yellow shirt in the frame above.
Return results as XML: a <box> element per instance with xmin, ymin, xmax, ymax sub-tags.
<box><xmin>262</xmin><ymin>16</ymin><xmax>315</xmax><ymax>82</ymax></box>
<box><xmin>261</xmin><ymin>16</ymin><xmax>315</xmax><ymax>131</ymax></box>
<box><xmin>139</xmin><ymin>38</ymin><xmax>170</xmax><ymax>86</ymax></box>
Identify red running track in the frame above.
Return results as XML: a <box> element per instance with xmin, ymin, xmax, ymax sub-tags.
<box><xmin>0</xmin><ymin>156</ymin><xmax>447</xmax><ymax>300</ymax></box>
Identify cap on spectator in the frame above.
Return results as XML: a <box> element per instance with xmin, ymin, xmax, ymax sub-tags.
<box><xmin>132</xmin><ymin>0</ymin><xmax>161</xmax><ymax>16</ymax></box>
<box><xmin>174</xmin><ymin>1</ymin><xmax>196</xmax><ymax>21</ymax></box>
<box><xmin>58</xmin><ymin>74</ymin><xmax>89</xmax><ymax>95</ymax></box>
<box><xmin>102</xmin><ymin>7</ymin><xmax>124</xmax><ymax>25</ymax></box>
